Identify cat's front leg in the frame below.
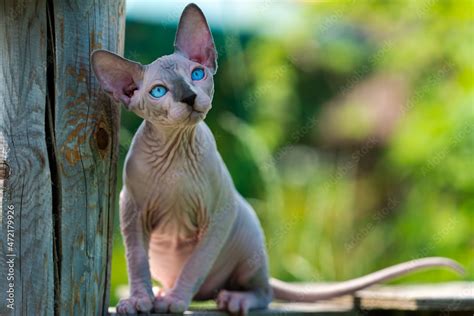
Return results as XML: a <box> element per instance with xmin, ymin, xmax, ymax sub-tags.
<box><xmin>153</xmin><ymin>200</ymin><xmax>238</xmax><ymax>313</ymax></box>
<box><xmin>116</xmin><ymin>191</ymin><xmax>154</xmax><ymax>314</ymax></box>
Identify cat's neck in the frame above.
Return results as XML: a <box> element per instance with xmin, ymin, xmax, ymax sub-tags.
<box><xmin>141</xmin><ymin>120</ymin><xmax>201</xmax><ymax>159</ymax></box>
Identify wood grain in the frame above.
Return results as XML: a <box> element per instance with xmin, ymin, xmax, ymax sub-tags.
<box><xmin>355</xmin><ymin>281</ymin><xmax>474</xmax><ymax>311</ymax></box>
<box><xmin>0</xmin><ymin>1</ymin><xmax>54</xmax><ymax>315</ymax></box>
<box><xmin>51</xmin><ymin>0</ymin><xmax>125</xmax><ymax>315</ymax></box>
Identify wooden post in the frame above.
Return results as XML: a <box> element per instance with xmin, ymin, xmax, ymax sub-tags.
<box><xmin>0</xmin><ymin>1</ymin><xmax>53</xmax><ymax>314</ymax></box>
<box><xmin>0</xmin><ymin>1</ymin><xmax>125</xmax><ymax>315</ymax></box>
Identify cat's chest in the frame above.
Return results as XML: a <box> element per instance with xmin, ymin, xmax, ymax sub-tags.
<box><xmin>156</xmin><ymin>174</ymin><xmax>210</xmax><ymax>243</ymax></box>
<box><xmin>127</xmin><ymin>151</ymin><xmax>211</xmax><ymax>238</ymax></box>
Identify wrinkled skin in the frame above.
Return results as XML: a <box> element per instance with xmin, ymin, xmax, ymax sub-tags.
<box><xmin>91</xmin><ymin>4</ymin><xmax>463</xmax><ymax>315</ymax></box>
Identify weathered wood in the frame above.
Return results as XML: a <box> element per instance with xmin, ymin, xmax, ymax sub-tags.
<box><xmin>0</xmin><ymin>1</ymin><xmax>54</xmax><ymax>315</ymax></box>
<box><xmin>51</xmin><ymin>0</ymin><xmax>124</xmax><ymax>315</ymax></box>
<box><xmin>355</xmin><ymin>282</ymin><xmax>474</xmax><ymax>311</ymax></box>
<box><xmin>108</xmin><ymin>282</ymin><xmax>474</xmax><ymax>315</ymax></box>
<box><xmin>1</xmin><ymin>1</ymin><xmax>124</xmax><ymax>315</ymax></box>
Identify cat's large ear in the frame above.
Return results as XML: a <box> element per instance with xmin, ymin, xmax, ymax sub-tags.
<box><xmin>91</xmin><ymin>50</ymin><xmax>144</xmax><ymax>108</ymax></box>
<box><xmin>174</xmin><ymin>3</ymin><xmax>217</xmax><ymax>74</ymax></box>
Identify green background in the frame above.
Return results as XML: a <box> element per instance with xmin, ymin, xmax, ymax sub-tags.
<box><xmin>110</xmin><ymin>0</ymin><xmax>473</xmax><ymax>305</ymax></box>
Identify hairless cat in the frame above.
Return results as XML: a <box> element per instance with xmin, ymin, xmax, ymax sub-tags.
<box><xmin>91</xmin><ymin>4</ymin><xmax>464</xmax><ymax>315</ymax></box>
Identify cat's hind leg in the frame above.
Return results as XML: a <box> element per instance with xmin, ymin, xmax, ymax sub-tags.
<box><xmin>216</xmin><ymin>265</ymin><xmax>272</xmax><ymax>315</ymax></box>
<box><xmin>214</xmin><ymin>197</ymin><xmax>273</xmax><ymax>315</ymax></box>
<box><xmin>217</xmin><ymin>289</ymin><xmax>271</xmax><ymax>315</ymax></box>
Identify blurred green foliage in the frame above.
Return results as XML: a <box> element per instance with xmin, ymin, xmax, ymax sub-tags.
<box><xmin>110</xmin><ymin>1</ymin><xmax>473</xmax><ymax>305</ymax></box>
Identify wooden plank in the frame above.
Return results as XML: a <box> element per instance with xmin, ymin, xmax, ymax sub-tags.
<box><xmin>0</xmin><ymin>1</ymin><xmax>54</xmax><ymax>315</ymax></box>
<box><xmin>109</xmin><ymin>304</ymin><xmax>355</xmax><ymax>316</ymax></box>
<box><xmin>108</xmin><ymin>282</ymin><xmax>474</xmax><ymax>315</ymax></box>
<box><xmin>51</xmin><ymin>0</ymin><xmax>125</xmax><ymax>315</ymax></box>
<box><xmin>355</xmin><ymin>282</ymin><xmax>474</xmax><ymax>311</ymax></box>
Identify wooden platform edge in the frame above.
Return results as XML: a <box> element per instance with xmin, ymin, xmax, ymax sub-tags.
<box><xmin>108</xmin><ymin>281</ymin><xmax>474</xmax><ymax>315</ymax></box>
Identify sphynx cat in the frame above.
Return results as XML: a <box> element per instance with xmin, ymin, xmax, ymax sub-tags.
<box><xmin>91</xmin><ymin>4</ymin><xmax>464</xmax><ymax>315</ymax></box>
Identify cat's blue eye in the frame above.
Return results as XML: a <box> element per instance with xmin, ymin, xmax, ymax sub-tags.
<box><xmin>191</xmin><ymin>67</ymin><xmax>205</xmax><ymax>81</ymax></box>
<box><xmin>149</xmin><ymin>85</ymin><xmax>168</xmax><ymax>98</ymax></box>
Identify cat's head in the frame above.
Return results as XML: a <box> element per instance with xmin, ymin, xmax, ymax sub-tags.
<box><xmin>91</xmin><ymin>3</ymin><xmax>217</xmax><ymax>127</ymax></box>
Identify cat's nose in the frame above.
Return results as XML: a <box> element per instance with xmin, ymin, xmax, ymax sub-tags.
<box><xmin>181</xmin><ymin>93</ymin><xmax>197</xmax><ymax>106</ymax></box>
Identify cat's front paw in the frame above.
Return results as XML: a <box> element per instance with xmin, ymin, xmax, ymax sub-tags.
<box><xmin>153</xmin><ymin>293</ymin><xmax>190</xmax><ymax>313</ymax></box>
<box><xmin>116</xmin><ymin>293</ymin><xmax>153</xmax><ymax>314</ymax></box>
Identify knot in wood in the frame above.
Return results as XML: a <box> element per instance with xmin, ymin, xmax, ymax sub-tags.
<box><xmin>96</xmin><ymin>127</ymin><xmax>109</xmax><ymax>150</ymax></box>
<box><xmin>0</xmin><ymin>161</ymin><xmax>10</xmax><ymax>180</ymax></box>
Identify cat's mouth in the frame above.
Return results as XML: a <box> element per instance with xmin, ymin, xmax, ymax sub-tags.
<box><xmin>184</xmin><ymin>103</ymin><xmax>210</xmax><ymax>123</ymax></box>
<box><xmin>188</xmin><ymin>109</ymin><xmax>206</xmax><ymax>122</ymax></box>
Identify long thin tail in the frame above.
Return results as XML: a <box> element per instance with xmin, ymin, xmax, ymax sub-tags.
<box><xmin>271</xmin><ymin>257</ymin><xmax>464</xmax><ymax>301</ymax></box>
